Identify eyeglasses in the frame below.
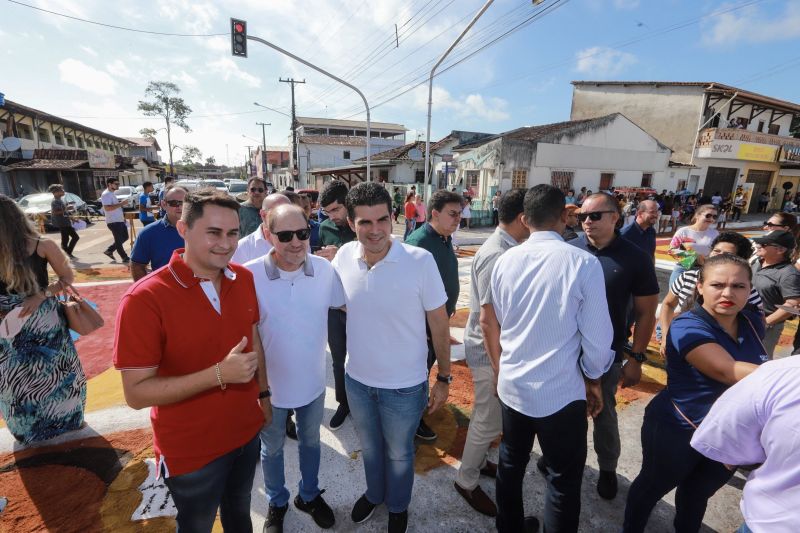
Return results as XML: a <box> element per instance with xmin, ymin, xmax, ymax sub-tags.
<box><xmin>250</xmin><ymin>187</ymin><xmax>265</xmax><ymax>193</ymax></box>
<box><xmin>577</xmin><ymin>211</ymin><xmax>615</xmax><ymax>222</ymax></box>
<box><xmin>703</xmin><ymin>213</ymin><xmax>718</xmax><ymax>220</ymax></box>
<box><xmin>272</xmin><ymin>228</ymin><xmax>311</xmax><ymax>243</ymax></box>
<box><xmin>763</xmin><ymin>221</ymin><xmax>786</xmax><ymax>228</ymax></box>
<box><xmin>165</xmin><ymin>200</ymin><xmax>183</xmax><ymax>207</ymax></box>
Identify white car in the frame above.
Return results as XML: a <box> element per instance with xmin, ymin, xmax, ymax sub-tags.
<box><xmin>199</xmin><ymin>179</ymin><xmax>229</xmax><ymax>193</ymax></box>
<box><xmin>114</xmin><ymin>186</ymin><xmax>139</xmax><ymax>210</ymax></box>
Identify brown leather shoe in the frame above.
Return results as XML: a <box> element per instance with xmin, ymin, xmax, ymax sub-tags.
<box><xmin>454</xmin><ymin>482</ymin><xmax>497</xmax><ymax>517</ymax></box>
<box><xmin>480</xmin><ymin>460</ymin><xmax>497</xmax><ymax>478</ymax></box>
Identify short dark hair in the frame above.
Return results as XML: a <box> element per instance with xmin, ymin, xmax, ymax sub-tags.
<box><xmin>345</xmin><ymin>182</ymin><xmax>392</xmax><ymax>220</ymax></box>
<box><xmin>585</xmin><ymin>192</ymin><xmax>620</xmax><ymax>215</ymax></box>
<box><xmin>247</xmin><ymin>177</ymin><xmax>267</xmax><ymax>188</ymax></box>
<box><xmin>320</xmin><ymin>180</ymin><xmax>348</xmax><ymax>209</ymax></box>
<box><xmin>281</xmin><ymin>190</ymin><xmax>302</xmax><ymax>206</ymax></box>
<box><xmin>47</xmin><ymin>184</ymin><xmax>64</xmax><ymax>193</ymax></box>
<box><xmin>143</xmin><ymin>181</ymin><xmax>153</xmax><ymax>188</ymax></box>
<box><xmin>181</xmin><ymin>189</ymin><xmax>240</xmax><ymax>229</ymax></box>
<box><xmin>523</xmin><ymin>184</ymin><xmax>565</xmax><ymax>227</ymax></box>
<box><xmin>106</xmin><ymin>177</ymin><xmax>118</xmax><ymax>186</ymax></box>
<box><xmin>164</xmin><ymin>176</ymin><xmax>175</xmax><ymax>184</ymax></box>
<box><xmin>499</xmin><ymin>188</ymin><xmax>527</xmax><ymax>224</ymax></box>
<box><xmin>429</xmin><ymin>190</ymin><xmax>462</xmax><ymax>215</ymax></box>
<box><xmin>712</xmin><ymin>232</ymin><xmax>754</xmax><ymax>260</ymax></box>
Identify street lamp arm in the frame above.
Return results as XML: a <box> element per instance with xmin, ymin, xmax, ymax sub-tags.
<box><xmin>424</xmin><ymin>0</ymin><xmax>495</xmax><ymax>200</ymax></box>
<box><xmin>246</xmin><ymin>34</ymin><xmax>371</xmax><ymax>181</ymax></box>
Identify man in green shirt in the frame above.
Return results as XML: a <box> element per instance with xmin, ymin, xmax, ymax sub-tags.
<box><xmin>315</xmin><ymin>180</ymin><xmax>356</xmax><ymax>430</ymax></box>
<box><xmin>393</xmin><ymin>186</ymin><xmax>403</xmax><ymax>222</ymax></box>
<box><xmin>239</xmin><ymin>177</ymin><xmax>267</xmax><ymax>237</ymax></box>
<box><xmin>405</xmin><ymin>189</ymin><xmax>462</xmax><ymax>441</ymax></box>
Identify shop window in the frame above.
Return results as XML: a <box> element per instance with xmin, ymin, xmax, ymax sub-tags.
<box><xmin>343</xmin><ymin>150</ymin><xmax>350</xmax><ymax>160</ymax></box>
<box><xmin>768</xmin><ymin>124</ymin><xmax>780</xmax><ymax>135</ymax></box>
<box><xmin>53</xmin><ymin>132</ymin><xmax>64</xmax><ymax>145</ymax></box>
<box><xmin>37</xmin><ymin>127</ymin><xmax>51</xmax><ymax>143</ymax></box>
<box><xmin>66</xmin><ymin>135</ymin><xmax>75</xmax><ymax>147</ymax></box>
<box><xmin>551</xmin><ymin>170</ymin><xmax>574</xmax><ymax>191</ymax></box>
<box><xmin>641</xmin><ymin>173</ymin><xmax>653</xmax><ymax>188</ymax></box>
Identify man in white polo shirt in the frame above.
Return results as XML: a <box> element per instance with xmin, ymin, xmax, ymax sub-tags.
<box><xmin>245</xmin><ymin>204</ymin><xmax>342</xmax><ymax>533</ymax></box>
<box><xmin>231</xmin><ymin>193</ymin><xmax>290</xmax><ymax>265</ymax></box>
<box><xmin>331</xmin><ymin>182</ymin><xmax>452</xmax><ymax>533</ymax></box>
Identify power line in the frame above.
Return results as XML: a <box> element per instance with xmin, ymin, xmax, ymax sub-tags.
<box><xmin>7</xmin><ymin>0</ymin><xmax>226</xmax><ymax>36</ymax></box>
<box><xmin>59</xmin><ymin>109</ymin><xmax>281</xmax><ymax>120</ymax></box>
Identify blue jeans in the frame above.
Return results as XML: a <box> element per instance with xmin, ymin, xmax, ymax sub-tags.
<box><xmin>668</xmin><ymin>264</ymin><xmax>686</xmax><ymax>290</ymax></box>
<box><xmin>163</xmin><ymin>434</ymin><xmax>260</xmax><ymax>533</ymax></box>
<box><xmin>737</xmin><ymin>523</ymin><xmax>753</xmax><ymax>533</ymax></box>
<box><xmin>403</xmin><ymin>219</ymin><xmax>416</xmax><ymax>240</ymax></box>
<box><xmin>345</xmin><ymin>373</ymin><xmax>427</xmax><ymax>513</ymax></box>
<box><xmin>260</xmin><ymin>393</ymin><xmax>324</xmax><ymax>508</ymax></box>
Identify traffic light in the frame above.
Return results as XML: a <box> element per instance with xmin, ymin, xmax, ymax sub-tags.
<box><xmin>231</xmin><ymin>18</ymin><xmax>247</xmax><ymax>58</ymax></box>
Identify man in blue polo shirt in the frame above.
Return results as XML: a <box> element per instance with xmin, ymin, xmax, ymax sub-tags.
<box><xmin>131</xmin><ymin>185</ymin><xmax>187</xmax><ymax>281</ymax></box>
<box><xmin>620</xmin><ymin>199</ymin><xmax>659</xmax><ymax>260</ymax></box>
<box><xmin>139</xmin><ymin>181</ymin><xmax>156</xmax><ymax>227</ymax></box>
<box><xmin>567</xmin><ymin>193</ymin><xmax>659</xmax><ymax>501</ymax></box>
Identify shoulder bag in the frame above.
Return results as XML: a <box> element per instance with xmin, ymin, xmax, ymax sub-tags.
<box><xmin>60</xmin><ymin>284</ymin><xmax>104</xmax><ymax>336</ymax></box>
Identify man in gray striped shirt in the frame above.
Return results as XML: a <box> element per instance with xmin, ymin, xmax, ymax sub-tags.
<box><xmin>454</xmin><ymin>189</ymin><xmax>529</xmax><ymax>518</ymax></box>
<box><xmin>486</xmin><ymin>185</ymin><xmax>614</xmax><ymax>533</ymax></box>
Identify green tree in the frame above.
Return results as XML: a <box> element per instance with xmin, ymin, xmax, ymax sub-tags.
<box><xmin>205</xmin><ymin>156</ymin><xmax>216</xmax><ymax>167</ymax></box>
<box><xmin>178</xmin><ymin>145</ymin><xmax>202</xmax><ymax>170</ymax></box>
<box><xmin>137</xmin><ymin>81</ymin><xmax>192</xmax><ymax>176</ymax></box>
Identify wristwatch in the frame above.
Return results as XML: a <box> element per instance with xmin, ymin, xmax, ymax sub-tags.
<box><xmin>258</xmin><ymin>389</ymin><xmax>272</xmax><ymax>399</ymax></box>
<box><xmin>626</xmin><ymin>350</ymin><xmax>647</xmax><ymax>363</ymax></box>
<box><xmin>436</xmin><ymin>374</ymin><xmax>453</xmax><ymax>384</ymax></box>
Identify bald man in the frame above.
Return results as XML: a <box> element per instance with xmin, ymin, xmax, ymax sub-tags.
<box><xmin>231</xmin><ymin>193</ymin><xmax>290</xmax><ymax>265</ymax></box>
<box><xmin>620</xmin><ymin>199</ymin><xmax>659</xmax><ymax>260</ymax></box>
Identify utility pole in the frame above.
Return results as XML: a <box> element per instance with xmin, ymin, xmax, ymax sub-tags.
<box><xmin>245</xmin><ymin>145</ymin><xmax>252</xmax><ymax>177</ymax></box>
<box><xmin>279</xmin><ymin>77</ymin><xmax>306</xmax><ymax>183</ymax></box>
<box><xmin>256</xmin><ymin>122</ymin><xmax>270</xmax><ymax>177</ymax></box>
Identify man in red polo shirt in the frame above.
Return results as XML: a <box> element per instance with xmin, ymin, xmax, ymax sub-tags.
<box><xmin>114</xmin><ymin>189</ymin><xmax>271</xmax><ymax>533</ymax></box>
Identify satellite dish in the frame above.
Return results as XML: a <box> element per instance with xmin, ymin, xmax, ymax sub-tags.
<box><xmin>0</xmin><ymin>137</ymin><xmax>22</xmax><ymax>152</ymax></box>
<box><xmin>408</xmin><ymin>148</ymin><xmax>423</xmax><ymax>162</ymax></box>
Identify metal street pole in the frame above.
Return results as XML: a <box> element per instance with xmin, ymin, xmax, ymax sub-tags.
<box><xmin>246</xmin><ymin>34</ymin><xmax>372</xmax><ymax>181</ymax></box>
<box><xmin>424</xmin><ymin>0</ymin><xmax>495</xmax><ymax>200</ymax></box>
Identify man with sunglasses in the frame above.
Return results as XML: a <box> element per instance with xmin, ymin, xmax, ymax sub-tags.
<box><xmin>131</xmin><ymin>185</ymin><xmax>188</xmax><ymax>281</ymax></box>
<box><xmin>239</xmin><ymin>178</ymin><xmax>268</xmax><ymax>237</ymax></box>
<box><xmin>315</xmin><ymin>180</ymin><xmax>356</xmax><ymax>430</ymax></box>
<box><xmin>231</xmin><ymin>193</ymin><xmax>290</xmax><ymax>265</ymax></box>
<box><xmin>245</xmin><ymin>204</ymin><xmax>343</xmax><ymax>533</ymax></box>
<box><xmin>405</xmin><ymin>189</ymin><xmax>463</xmax><ymax>442</ymax></box>
<box><xmin>568</xmin><ymin>193</ymin><xmax>659</xmax><ymax>501</ymax></box>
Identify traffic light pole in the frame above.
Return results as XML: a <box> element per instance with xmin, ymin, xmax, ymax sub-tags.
<box><xmin>245</xmin><ymin>34</ymin><xmax>371</xmax><ymax>182</ymax></box>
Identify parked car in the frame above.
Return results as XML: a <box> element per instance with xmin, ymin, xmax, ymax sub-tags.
<box><xmin>114</xmin><ymin>186</ymin><xmax>139</xmax><ymax>210</ymax></box>
<box><xmin>17</xmin><ymin>192</ymin><xmax>94</xmax><ymax>230</ymax></box>
<box><xmin>199</xmin><ymin>179</ymin><xmax>229</xmax><ymax>193</ymax></box>
<box><xmin>226</xmin><ymin>180</ymin><xmax>249</xmax><ymax>202</ymax></box>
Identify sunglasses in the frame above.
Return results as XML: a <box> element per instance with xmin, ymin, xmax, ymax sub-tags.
<box><xmin>250</xmin><ymin>187</ymin><xmax>265</xmax><ymax>193</ymax></box>
<box><xmin>165</xmin><ymin>200</ymin><xmax>184</xmax><ymax>207</ymax></box>
<box><xmin>703</xmin><ymin>214</ymin><xmax>718</xmax><ymax>220</ymax></box>
<box><xmin>763</xmin><ymin>221</ymin><xmax>786</xmax><ymax>228</ymax></box>
<box><xmin>577</xmin><ymin>210</ymin><xmax>615</xmax><ymax>222</ymax></box>
<box><xmin>272</xmin><ymin>228</ymin><xmax>311</xmax><ymax>243</ymax></box>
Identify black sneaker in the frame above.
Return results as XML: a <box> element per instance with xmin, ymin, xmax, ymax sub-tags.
<box><xmin>415</xmin><ymin>419</ymin><xmax>437</xmax><ymax>441</ymax></box>
<box><xmin>524</xmin><ymin>516</ymin><xmax>540</xmax><ymax>532</ymax></box>
<box><xmin>294</xmin><ymin>490</ymin><xmax>335</xmax><ymax>529</ymax></box>
<box><xmin>263</xmin><ymin>503</ymin><xmax>288</xmax><ymax>533</ymax></box>
<box><xmin>286</xmin><ymin>416</ymin><xmax>298</xmax><ymax>441</ymax></box>
<box><xmin>103</xmin><ymin>250</ymin><xmax>114</xmax><ymax>260</ymax></box>
<box><xmin>388</xmin><ymin>510</ymin><xmax>408</xmax><ymax>533</ymax></box>
<box><xmin>121</xmin><ymin>257</ymin><xmax>131</xmax><ymax>264</ymax></box>
<box><xmin>329</xmin><ymin>405</ymin><xmax>349</xmax><ymax>431</ymax></box>
<box><xmin>597</xmin><ymin>469</ymin><xmax>618</xmax><ymax>500</ymax></box>
<box><xmin>350</xmin><ymin>494</ymin><xmax>377</xmax><ymax>524</ymax></box>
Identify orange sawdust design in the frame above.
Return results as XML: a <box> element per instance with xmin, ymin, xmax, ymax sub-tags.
<box><xmin>74</xmin><ymin>266</ymin><xmax>132</xmax><ymax>283</ymax></box>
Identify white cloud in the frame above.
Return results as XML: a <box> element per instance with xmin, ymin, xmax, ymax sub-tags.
<box><xmin>158</xmin><ymin>0</ymin><xmax>219</xmax><ymax>34</ymax></box>
<box><xmin>206</xmin><ymin>58</ymin><xmax>262</xmax><ymax>88</ymax></box>
<box><xmin>703</xmin><ymin>3</ymin><xmax>800</xmax><ymax>45</ymax></box>
<box><xmin>575</xmin><ymin>46</ymin><xmax>637</xmax><ymax>77</ymax></box>
<box><xmin>107</xmin><ymin>59</ymin><xmax>132</xmax><ymax>79</ymax></box>
<box><xmin>58</xmin><ymin>58</ymin><xmax>118</xmax><ymax>95</ymax></box>
<box><xmin>613</xmin><ymin>0</ymin><xmax>640</xmax><ymax>9</ymax></box>
<box><xmin>80</xmin><ymin>45</ymin><xmax>98</xmax><ymax>57</ymax></box>
<box><xmin>170</xmin><ymin>71</ymin><xmax>198</xmax><ymax>87</ymax></box>
<box><xmin>411</xmin><ymin>86</ymin><xmax>509</xmax><ymax>122</ymax></box>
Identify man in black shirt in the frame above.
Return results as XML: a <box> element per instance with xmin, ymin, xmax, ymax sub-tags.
<box><xmin>48</xmin><ymin>184</ymin><xmax>79</xmax><ymax>257</ymax></box>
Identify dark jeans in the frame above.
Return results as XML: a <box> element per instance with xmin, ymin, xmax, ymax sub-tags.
<box><xmin>164</xmin><ymin>434</ymin><xmax>260</xmax><ymax>533</ymax></box>
<box><xmin>105</xmin><ymin>222</ymin><xmax>129</xmax><ymax>260</ymax></box>
<box><xmin>492</xmin><ymin>208</ymin><xmax>499</xmax><ymax>226</ymax></box>
<box><xmin>496</xmin><ymin>400</ymin><xmax>588</xmax><ymax>533</ymax></box>
<box><xmin>328</xmin><ymin>308</ymin><xmax>348</xmax><ymax>409</ymax></box>
<box><xmin>623</xmin><ymin>408</ymin><xmax>734</xmax><ymax>533</ymax></box>
<box><xmin>732</xmin><ymin>206</ymin><xmax>742</xmax><ymax>221</ymax></box>
<box><xmin>59</xmin><ymin>226</ymin><xmax>79</xmax><ymax>255</ymax></box>
<box><xmin>594</xmin><ymin>362</ymin><xmax>622</xmax><ymax>471</ymax></box>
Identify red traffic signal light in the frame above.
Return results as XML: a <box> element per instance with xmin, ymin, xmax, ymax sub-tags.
<box><xmin>231</xmin><ymin>18</ymin><xmax>247</xmax><ymax>58</ymax></box>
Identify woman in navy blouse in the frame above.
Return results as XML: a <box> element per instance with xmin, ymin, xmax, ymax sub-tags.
<box><xmin>623</xmin><ymin>254</ymin><xmax>766</xmax><ymax>532</ymax></box>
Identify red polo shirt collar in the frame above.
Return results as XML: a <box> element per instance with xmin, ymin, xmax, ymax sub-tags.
<box><xmin>167</xmin><ymin>248</ymin><xmax>237</xmax><ymax>288</ymax></box>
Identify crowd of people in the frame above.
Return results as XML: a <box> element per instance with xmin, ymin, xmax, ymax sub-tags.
<box><xmin>1</xmin><ymin>175</ymin><xmax>799</xmax><ymax>533</ymax></box>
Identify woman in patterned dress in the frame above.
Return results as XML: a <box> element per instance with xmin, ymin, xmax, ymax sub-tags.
<box><xmin>0</xmin><ymin>195</ymin><xmax>85</xmax><ymax>444</ymax></box>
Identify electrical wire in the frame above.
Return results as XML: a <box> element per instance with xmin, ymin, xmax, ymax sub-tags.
<box><xmin>7</xmin><ymin>0</ymin><xmax>226</xmax><ymax>36</ymax></box>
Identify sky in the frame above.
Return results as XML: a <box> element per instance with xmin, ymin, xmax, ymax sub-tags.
<box><xmin>1</xmin><ymin>0</ymin><xmax>799</xmax><ymax>166</ymax></box>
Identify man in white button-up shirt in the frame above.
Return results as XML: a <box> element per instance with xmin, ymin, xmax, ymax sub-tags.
<box><xmin>331</xmin><ymin>182</ymin><xmax>452</xmax><ymax>533</ymax></box>
<box><xmin>487</xmin><ymin>184</ymin><xmax>614</xmax><ymax>533</ymax></box>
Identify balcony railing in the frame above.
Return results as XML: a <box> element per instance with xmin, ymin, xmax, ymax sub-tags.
<box><xmin>698</xmin><ymin>127</ymin><xmax>800</xmax><ymax>150</ymax></box>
